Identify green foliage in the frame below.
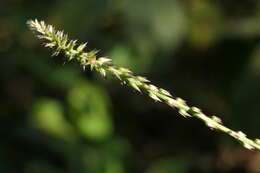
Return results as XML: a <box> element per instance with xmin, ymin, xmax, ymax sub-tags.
<box><xmin>67</xmin><ymin>80</ymin><xmax>113</xmax><ymax>140</ymax></box>
<box><xmin>31</xmin><ymin>98</ymin><xmax>75</xmax><ymax>140</ymax></box>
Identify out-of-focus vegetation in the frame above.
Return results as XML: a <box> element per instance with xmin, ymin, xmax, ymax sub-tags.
<box><xmin>0</xmin><ymin>0</ymin><xmax>260</xmax><ymax>173</ymax></box>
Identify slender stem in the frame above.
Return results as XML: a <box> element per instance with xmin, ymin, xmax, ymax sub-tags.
<box><xmin>27</xmin><ymin>19</ymin><xmax>260</xmax><ymax>151</ymax></box>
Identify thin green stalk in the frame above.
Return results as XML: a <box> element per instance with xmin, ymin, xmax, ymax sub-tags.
<box><xmin>27</xmin><ymin>19</ymin><xmax>260</xmax><ymax>151</ymax></box>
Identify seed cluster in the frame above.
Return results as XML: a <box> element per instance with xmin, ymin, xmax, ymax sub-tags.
<box><xmin>28</xmin><ymin>19</ymin><xmax>260</xmax><ymax>150</ymax></box>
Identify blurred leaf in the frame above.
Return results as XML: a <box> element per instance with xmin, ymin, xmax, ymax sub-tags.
<box><xmin>67</xmin><ymin>80</ymin><xmax>113</xmax><ymax>140</ymax></box>
<box><xmin>125</xmin><ymin>0</ymin><xmax>186</xmax><ymax>50</ymax></box>
<box><xmin>188</xmin><ymin>0</ymin><xmax>223</xmax><ymax>48</ymax></box>
<box><xmin>107</xmin><ymin>44</ymin><xmax>136</xmax><ymax>70</ymax></box>
<box><xmin>149</xmin><ymin>0</ymin><xmax>187</xmax><ymax>49</ymax></box>
<box><xmin>25</xmin><ymin>53</ymin><xmax>81</xmax><ymax>88</ymax></box>
<box><xmin>31</xmin><ymin>98</ymin><xmax>75</xmax><ymax>140</ymax></box>
<box><xmin>105</xmin><ymin>158</ymin><xmax>124</xmax><ymax>173</ymax></box>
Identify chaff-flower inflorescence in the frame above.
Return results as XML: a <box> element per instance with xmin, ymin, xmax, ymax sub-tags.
<box><xmin>27</xmin><ymin>19</ymin><xmax>260</xmax><ymax>150</ymax></box>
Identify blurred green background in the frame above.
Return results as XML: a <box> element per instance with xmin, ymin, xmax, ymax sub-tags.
<box><xmin>0</xmin><ymin>0</ymin><xmax>260</xmax><ymax>172</ymax></box>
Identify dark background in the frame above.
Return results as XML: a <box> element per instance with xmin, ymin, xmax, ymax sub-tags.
<box><xmin>0</xmin><ymin>0</ymin><xmax>260</xmax><ymax>172</ymax></box>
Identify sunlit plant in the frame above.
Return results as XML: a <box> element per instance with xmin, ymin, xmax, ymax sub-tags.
<box><xmin>27</xmin><ymin>19</ymin><xmax>260</xmax><ymax>151</ymax></box>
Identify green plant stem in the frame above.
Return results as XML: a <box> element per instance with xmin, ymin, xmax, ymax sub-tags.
<box><xmin>27</xmin><ymin>19</ymin><xmax>260</xmax><ymax>151</ymax></box>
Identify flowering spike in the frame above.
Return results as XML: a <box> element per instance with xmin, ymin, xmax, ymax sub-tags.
<box><xmin>27</xmin><ymin>19</ymin><xmax>260</xmax><ymax>151</ymax></box>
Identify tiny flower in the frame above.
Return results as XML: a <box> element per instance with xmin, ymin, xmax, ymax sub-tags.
<box><xmin>149</xmin><ymin>84</ymin><xmax>158</xmax><ymax>91</ymax></box>
<box><xmin>243</xmin><ymin>143</ymin><xmax>255</xmax><ymax>150</ymax></box>
<box><xmin>176</xmin><ymin>98</ymin><xmax>186</xmax><ymax>105</ymax></box>
<box><xmin>167</xmin><ymin>99</ymin><xmax>177</xmax><ymax>108</ymax></box>
<box><xmin>212</xmin><ymin>116</ymin><xmax>222</xmax><ymax>124</ymax></box>
<box><xmin>191</xmin><ymin>107</ymin><xmax>202</xmax><ymax>114</ymax></box>
<box><xmin>47</xmin><ymin>25</ymin><xmax>53</xmax><ymax>33</ymax></box>
<box><xmin>108</xmin><ymin>67</ymin><xmax>122</xmax><ymax>80</ymax></box>
<box><xmin>90</xmin><ymin>59</ymin><xmax>96</xmax><ymax>64</ymax></box>
<box><xmin>99</xmin><ymin>68</ymin><xmax>106</xmax><ymax>77</ymax></box>
<box><xmin>179</xmin><ymin>109</ymin><xmax>190</xmax><ymax>118</ymax></box>
<box><xmin>44</xmin><ymin>42</ymin><xmax>55</xmax><ymax>48</ymax></box>
<box><xmin>159</xmin><ymin>88</ymin><xmax>172</xmax><ymax>97</ymax></box>
<box><xmin>237</xmin><ymin>131</ymin><xmax>246</xmax><ymax>137</ymax></box>
<box><xmin>206</xmin><ymin>121</ymin><xmax>217</xmax><ymax>130</ymax></box>
<box><xmin>119</xmin><ymin>67</ymin><xmax>132</xmax><ymax>74</ymax></box>
<box><xmin>98</xmin><ymin>57</ymin><xmax>112</xmax><ymax>65</ymax></box>
<box><xmin>148</xmin><ymin>91</ymin><xmax>161</xmax><ymax>102</ymax></box>
<box><xmin>136</xmin><ymin>76</ymin><xmax>150</xmax><ymax>82</ymax></box>
<box><xmin>77</xmin><ymin>43</ymin><xmax>87</xmax><ymax>52</ymax></box>
<box><xmin>130</xmin><ymin>82</ymin><xmax>141</xmax><ymax>92</ymax></box>
<box><xmin>67</xmin><ymin>40</ymin><xmax>77</xmax><ymax>50</ymax></box>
